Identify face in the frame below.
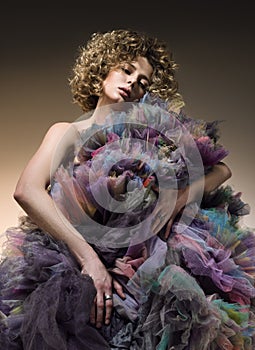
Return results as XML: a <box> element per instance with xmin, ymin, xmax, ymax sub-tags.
<box><xmin>97</xmin><ymin>56</ymin><xmax>153</xmax><ymax>108</ymax></box>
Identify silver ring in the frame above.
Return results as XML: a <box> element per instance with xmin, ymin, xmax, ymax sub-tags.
<box><xmin>104</xmin><ymin>294</ymin><xmax>112</xmax><ymax>301</ymax></box>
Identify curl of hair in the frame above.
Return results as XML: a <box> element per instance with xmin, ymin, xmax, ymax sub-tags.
<box><xmin>69</xmin><ymin>29</ymin><xmax>184</xmax><ymax>112</ymax></box>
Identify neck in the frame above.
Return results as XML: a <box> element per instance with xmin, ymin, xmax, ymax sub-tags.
<box><xmin>91</xmin><ymin>100</ymin><xmax>133</xmax><ymax>125</ymax></box>
<box><xmin>90</xmin><ymin>103</ymin><xmax>113</xmax><ymax>125</ymax></box>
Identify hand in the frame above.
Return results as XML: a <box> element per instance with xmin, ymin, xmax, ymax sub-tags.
<box><xmin>152</xmin><ymin>187</ymin><xmax>188</xmax><ymax>240</ymax></box>
<box><xmin>81</xmin><ymin>257</ymin><xmax>125</xmax><ymax>328</ymax></box>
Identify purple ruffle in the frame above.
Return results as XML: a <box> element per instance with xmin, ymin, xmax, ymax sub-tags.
<box><xmin>1</xmin><ymin>100</ymin><xmax>255</xmax><ymax>349</ymax></box>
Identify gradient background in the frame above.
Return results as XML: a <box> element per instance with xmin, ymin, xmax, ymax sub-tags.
<box><xmin>1</xmin><ymin>1</ymin><xmax>254</xmax><ymax>246</ymax></box>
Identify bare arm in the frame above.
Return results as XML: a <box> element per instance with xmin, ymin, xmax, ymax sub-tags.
<box><xmin>153</xmin><ymin>161</ymin><xmax>232</xmax><ymax>239</ymax></box>
<box><xmin>14</xmin><ymin>123</ymin><xmax>95</xmax><ymax>262</ymax></box>
<box><xmin>14</xmin><ymin>122</ymin><xmax>125</xmax><ymax>327</ymax></box>
<box><xmin>185</xmin><ymin>161</ymin><xmax>232</xmax><ymax>202</ymax></box>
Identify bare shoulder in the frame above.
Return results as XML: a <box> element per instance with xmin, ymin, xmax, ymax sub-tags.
<box><xmin>41</xmin><ymin>119</ymin><xmax>94</xmax><ymax>152</ymax></box>
<box><xmin>43</xmin><ymin>122</ymin><xmax>78</xmax><ymax>143</ymax></box>
<box><xmin>47</xmin><ymin>120</ymin><xmax>94</xmax><ymax>136</ymax></box>
<box><xmin>46</xmin><ymin>122</ymin><xmax>72</xmax><ymax>135</ymax></box>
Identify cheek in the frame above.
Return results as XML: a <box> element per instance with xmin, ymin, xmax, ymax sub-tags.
<box><xmin>103</xmin><ymin>72</ymin><xmax>119</xmax><ymax>90</ymax></box>
<box><xmin>136</xmin><ymin>89</ymin><xmax>146</xmax><ymax>100</ymax></box>
<box><xmin>102</xmin><ymin>79</ymin><xmax>114</xmax><ymax>95</ymax></box>
<box><xmin>106</xmin><ymin>70</ymin><xmax>121</xmax><ymax>83</ymax></box>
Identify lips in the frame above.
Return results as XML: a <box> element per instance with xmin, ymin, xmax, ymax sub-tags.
<box><xmin>119</xmin><ymin>87</ymin><xmax>131</xmax><ymax>98</ymax></box>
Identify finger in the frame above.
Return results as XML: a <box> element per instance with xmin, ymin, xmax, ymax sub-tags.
<box><xmin>104</xmin><ymin>294</ymin><xmax>113</xmax><ymax>325</ymax></box>
<box><xmin>90</xmin><ymin>297</ymin><xmax>96</xmax><ymax>324</ymax></box>
<box><xmin>113</xmin><ymin>280</ymin><xmax>126</xmax><ymax>299</ymax></box>
<box><xmin>96</xmin><ymin>293</ymin><xmax>104</xmax><ymax>328</ymax></box>
<box><xmin>164</xmin><ymin>218</ymin><xmax>173</xmax><ymax>240</ymax></box>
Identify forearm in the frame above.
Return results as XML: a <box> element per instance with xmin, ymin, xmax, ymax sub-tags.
<box><xmin>14</xmin><ymin>186</ymin><xmax>98</xmax><ymax>267</ymax></box>
<box><xmin>203</xmin><ymin>162</ymin><xmax>232</xmax><ymax>194</ymax></box>
<box><xmin>177</xmin><ymin>162</ymin><xmax>232</xmax><ymax>209</ymax></box>
<box><xmin>14</xmin><ymin>183</ymin><xmax>126</xmax><ymax>326</ymax></box>
<box><xmin>11</xmin><ymin>122</ymin><xmax>127</xmax><ymax>324</ymax></box>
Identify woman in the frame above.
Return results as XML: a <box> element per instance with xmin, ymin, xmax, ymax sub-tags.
<box><xmin>0</xmin><ymin>29</ymin><xmax>253</xmax><ymax>349</ymax></box>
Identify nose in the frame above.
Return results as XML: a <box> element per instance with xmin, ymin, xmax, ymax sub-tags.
<box><xmin>127</xmin><ymin>75</ymin><xmax>137</xmax><ymax>87</ymax></box>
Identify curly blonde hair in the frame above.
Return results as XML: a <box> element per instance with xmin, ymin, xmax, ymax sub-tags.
<box><xmin>69</xmin><ymin>29</ymin><xmax>184</xmax><ymax>112</ymax></box>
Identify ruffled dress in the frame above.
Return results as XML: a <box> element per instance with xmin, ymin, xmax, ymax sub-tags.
<box><xmin>0</xmin><ymin>97</ymin><xmax>255</xmax><ymax>350</ymax></box>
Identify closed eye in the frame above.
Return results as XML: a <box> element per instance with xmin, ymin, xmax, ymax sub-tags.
<box><xmin>121</xmin><ymin>67</ymin><xmax>131</xmax><ymax>75</ymax></box>
<box><xmin>139</xmin><ymin>81</ymin><xmax>148</xmax><ymax>91</ymax></box>
<box><xmin>120</xmin><ymin>63</ymin><xmax>150</xmax><ymax>91</ymax></box>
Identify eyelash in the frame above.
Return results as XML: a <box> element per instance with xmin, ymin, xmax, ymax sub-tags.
<box><xmin>139</xmin><ymin>81</ymin><xmax>147</xmax><ymax>91</ymax></box>
<box><xmin>121</xmin><ymin>67</ymin><xmax>131</xmax><ymax>74</ymax></box>
<box><xmin>121</xmin><ymin>66</ymin><xmax>148</xmax><ymax>90</ymax></box>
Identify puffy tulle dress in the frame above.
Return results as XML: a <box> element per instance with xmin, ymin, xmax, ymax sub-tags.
<box><xmin>1</xmin><ymin>96</ymin><xmax>255</xmax><ymax>349</ymax></box>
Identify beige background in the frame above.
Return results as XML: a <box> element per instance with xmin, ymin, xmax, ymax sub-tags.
<box><xmin>1</xmin><ymin>2</ymin><xmax>254</xmax><ymax>247</ymax></box>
